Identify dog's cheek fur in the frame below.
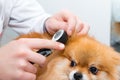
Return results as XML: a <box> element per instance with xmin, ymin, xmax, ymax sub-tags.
<box><xmin>115</xmin><ymin>66</ymin><xmax>120</xmax><ymax>79</ymax></box>
<box><xmin>90</xmin><ymin>72</ymin><xmax>109</xmax><ymax>80</ymax></box>
<box><xmin>111</xmin><ymin>53</ymin><xmax>120</xmax><ymax>80</ymax></box>
<box><xmin>105</xmin><ymin>54</ymin><xmax>120</xmax><ymax>80</ymax></box>
<box><xmin>37</xmin><ymin>57</ymin><xmax>71</xmax><ymax>80</ymax></box>
<box><xmin>107</xmin><ymin>53</ymin><xmax>120</xmax><ymax>80</ymax></box>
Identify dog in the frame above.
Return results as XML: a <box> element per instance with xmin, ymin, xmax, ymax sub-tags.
<box><xmin>17</xmin><ymin>31</ymin><xmax>120</xmax><ymax>80</ymax></box>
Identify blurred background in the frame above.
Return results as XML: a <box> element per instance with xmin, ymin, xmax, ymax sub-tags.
<box><xmin>1</xmin><ymin>0</ymin><xmax>114</xmax><ymax>50</ymax></box>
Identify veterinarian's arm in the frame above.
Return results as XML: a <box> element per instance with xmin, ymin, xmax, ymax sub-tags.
<box><xmin>6</xmin><ymin>0</ymin><xmax>50</xmax><ymax>34</ymax></box>
<box><xmin>0</xmin><ymin>38</ymin><xmax>64</xmax><ymax>80</ymax></box>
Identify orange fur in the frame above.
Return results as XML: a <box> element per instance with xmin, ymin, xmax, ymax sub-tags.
<box><xmin>17</xmin><ymin>32</ymin><xmax>120</xmax><ymax>80</ymax></box>
<box><xmin>114</xmin><ymin>22</ymin><xmax>120</xmax><ymax>34</ymax></box>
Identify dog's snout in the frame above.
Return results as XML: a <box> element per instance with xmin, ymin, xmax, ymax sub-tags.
<box><xmin>74</xmin><ymin>72</ymin><xmax>83</xmax><ymax>80</ymax></box>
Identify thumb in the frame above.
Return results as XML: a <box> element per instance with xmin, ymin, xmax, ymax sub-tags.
<box><xmin>46</xmin><ymin>19</ymin><xmax>68</xmax><ymax>35</ymax></box>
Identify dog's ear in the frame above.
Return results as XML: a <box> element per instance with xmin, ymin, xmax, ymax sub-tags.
<box><xmin>16</xmin><ymin>32</ymin><xmax>52</xmax><ymax>40</ymax></box>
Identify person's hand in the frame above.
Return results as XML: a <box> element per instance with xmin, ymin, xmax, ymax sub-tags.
<box><xmin>0</xmin><ymin>38</ymin><xmax>64</xmax><ymax>80</ymax></box>
<box><xmin>45</xmin><ymin>10</ymin><xmax>90</xmax><ymax>36</ymax></box>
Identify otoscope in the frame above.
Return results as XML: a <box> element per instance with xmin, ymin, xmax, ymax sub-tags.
<box><xmin>37</xmin><ymin>30</ymin><xmax>68</xmax><ymax>57</ymax></box>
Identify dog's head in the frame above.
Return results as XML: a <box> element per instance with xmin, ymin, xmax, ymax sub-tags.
<box><xmin>17</xmin><ymin>32</ymin><xmax>120</xmax><ymax>80</ymax></box>
<box><xmin>37</xmin><ymin>33</ymin><xmax>120</xmax><ymax>80</ymax></box>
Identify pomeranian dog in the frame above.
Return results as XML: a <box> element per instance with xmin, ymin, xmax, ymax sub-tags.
<box><xmin>17</xmin><ymin>31</ymin><xmax>120</xmax><ymax>80</ymax></box>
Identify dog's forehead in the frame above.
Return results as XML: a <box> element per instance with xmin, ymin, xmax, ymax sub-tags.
<box><xmin>65</xmin><ymin>35</ymin><xmax>102</xmax><ymax>56</ymax></box>
<box><xmin>63</xmin><ymin>35</ymin><xmax>115</xmax><ymax>65</ymax></box>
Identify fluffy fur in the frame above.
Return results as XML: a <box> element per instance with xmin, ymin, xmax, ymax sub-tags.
<box><xmin>17</xmin><ymin>32</ymin><xmax>120</xmax><ymax>80</ymax></box>
<box><xmin>114</xmin><ymin>22</ymin><xmax>120</xmax><ymax>34</ymax></box>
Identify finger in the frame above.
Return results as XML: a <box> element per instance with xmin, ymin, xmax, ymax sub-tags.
<box><xmin>23</xmin><ymin>62</ymin><xmax>37</xmax><ymax>74</ymax></box>
<box><xmin>67</xmin><ymin>18</ymin><xmax>76</xmax><ymax>36</ymax></box>
<box><xmin>45</xmin><ymin>18</ymin><xmax>68</xmax><ymax>35</ymax></box>
<box><xmin>50</xmin><ymin>19</ymin><xmax>68</xmax><ymax>32</ymax></box>
<box><xmin>78</xmin><ymin>23</ymin><xmax>90</xmax><ymax>35</ymax></box>
<box><xmin>75</xmin><ymin>16</ymin><xmax>90</xmax><ymax>35</ymax></box>
<box><xmin>18</xmin><ymin>59</ymin><xmax>37</xmax><ymax>74</ymax></box>
<box><xmin>27</xmin><ymin>50</ymin><xmax>46</xmax><ymax>67</ymax></box>
<box><xmin>75</xmin><ymin>17</ymin><xmax>84</xmax><ymax>33</ymax></box>
<box><xmin>17</xmin><ymin>38</ymin><xmax>65</xmax><ymax>50</ymax></box>
<box><xmin>61</xmin><ymin>11</ymin><xmax>76</xmax><ymax>35</ymax></box>
<box><xmin>19</xmin><ymin>71</ymin><xmax>36</xmax><ymax>80</ymax></box>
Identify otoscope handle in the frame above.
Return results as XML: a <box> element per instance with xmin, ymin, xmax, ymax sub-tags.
<box><xmin>37</xmin><ymin>30</ymin><xmax>68</xmax><ymax>57</ymax></box>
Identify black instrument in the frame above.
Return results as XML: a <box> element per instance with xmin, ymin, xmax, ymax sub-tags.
<box><xmin>37</xmin><ymin>30</ymin><xmax>68</xmax><ymax>57</ymax></box>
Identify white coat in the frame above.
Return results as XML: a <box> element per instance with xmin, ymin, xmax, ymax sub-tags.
<box><xmin>0</xmin><ymin>0</ymin><xmax>50</xmax><ymax>37</ymax></box>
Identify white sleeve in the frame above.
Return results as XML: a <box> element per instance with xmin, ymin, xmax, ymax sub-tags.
<box><xmin>8</xmin><ymin>0</ymin><xmax>50</xmax><ymax>34</ymax></box>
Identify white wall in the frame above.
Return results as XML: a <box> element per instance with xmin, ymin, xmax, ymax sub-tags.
<box><xmin>1</xmin><ymin>0</ymin><xmax>111</xmax><ymax>45</ymax></box>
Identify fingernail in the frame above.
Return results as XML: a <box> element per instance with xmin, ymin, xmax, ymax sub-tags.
<box><xmin>39</xmin><ymin>57</ymin><xmax>46</xmax><ymax>67</ymax></box>
<box><xmin>69</xmin><ymin>30</ymin><xmax>72</xmax><ymax>35</ymax></box>
<box><xmin>67</xmin><ymin>29</ymin><xmax>72</xmax><ymax>36</ymax></box>
<box><xmin>40</xmin><ymin>62</ymin><xmax>46</xmax><ymax>68</ymax></box>
<box><xmin>40</xmin><ymin>61</ymin><xmax>46</xmax><ymax>68</ymax></box>
<box><xmin>77</xmin><ymin>29</ymin><xmax>80</xmax><ymax>33</ymax></box>
<box><xmin>59</xmin><ymin>44</ymin><xmax>65</xmax><ymax>49</ymax></box>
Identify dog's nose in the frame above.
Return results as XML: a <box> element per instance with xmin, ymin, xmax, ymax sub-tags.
<box><xmin>74</xmin><ymin>72</ymin><xmax>83</xmax><ymax>80</ymax></box>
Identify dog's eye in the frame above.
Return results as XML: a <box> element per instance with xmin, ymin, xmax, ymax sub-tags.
<box><xmin>89</xmin><ymin>66</ymin><xmax>98</xmax><ymax>75</ymax></box>
<box><xmin>70</xmin><ymin>60</ymin><xmax>77</xmax><ymax>67</ymax></box>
